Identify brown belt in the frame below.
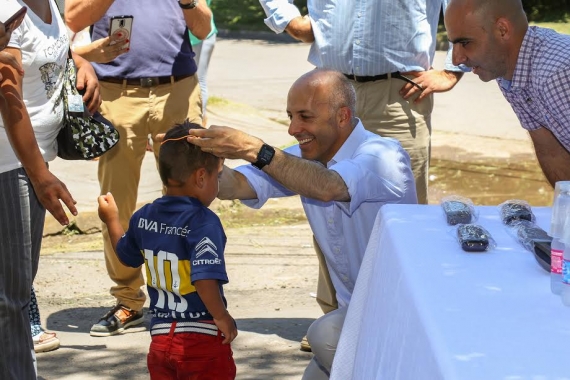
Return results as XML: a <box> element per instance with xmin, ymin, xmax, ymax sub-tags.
<box><xmin>101</xmin><ymin>74</ymin><xmax>192</xmax><ymax>88</ymax></box>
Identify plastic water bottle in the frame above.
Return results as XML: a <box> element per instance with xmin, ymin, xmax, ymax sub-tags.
<box><xmin>551</xmin><ymin>238</ymin><xmax>564</xmax><ymax>295</ymax></box>
<box><xmin>550</xmin><ymin>181</ymin><xmax>570</xmax><ymax>294</ymax></box>
<box><xmin>561</xmin><ymin>228</ymin><xmax>570</xmax><ymax>306</ymax></box>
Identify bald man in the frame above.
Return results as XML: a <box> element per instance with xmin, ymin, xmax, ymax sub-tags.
<box><xmin>187</xmin><ymin>68</ymin><xmax>418</xmax><ymax>379</ymax></box>
<box><xmin>445</xmin><ymin>0</ymin><xmax>570</xmax><ymax>187</ymax></box>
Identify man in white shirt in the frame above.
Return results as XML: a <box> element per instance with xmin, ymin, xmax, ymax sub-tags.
<box><xmin>260</xmin><ymin>0</ymin><xmax>466</xmax><ymax>325</ymax></box>
<box><xmin>187</xmin><ymin>68</ymin><xmax>418</xmax><ymax>379</ymax></box>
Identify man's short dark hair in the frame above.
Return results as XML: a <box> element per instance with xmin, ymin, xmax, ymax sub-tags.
<box><xmin>158</xmin><ymin>120</ymin><xmax>219</xmax><ymax>186</ymax></box>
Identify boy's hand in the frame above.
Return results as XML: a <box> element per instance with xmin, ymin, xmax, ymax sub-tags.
<box><xmin>97</xmin><ymin>192</ymin><xmax>119</xmax><ymax>223</ymax></box>
<box><xmin>214</xmin><ymin>311</ymin><xmax>238</xmax><ymax>344</ymax></box>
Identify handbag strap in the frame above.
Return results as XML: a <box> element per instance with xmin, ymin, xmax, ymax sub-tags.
<box><xmin>51</xmin><ymin>0</ymin><xmax>73</xmax><ymax>60</ymax></box>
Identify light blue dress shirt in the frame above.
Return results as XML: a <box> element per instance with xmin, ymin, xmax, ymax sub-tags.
<box><xmin>260</xmin><ymin>0</ymin><xmax>461</xmax><ymax>75</ymax></box>
<box><xmin>235</xmin><ymin>121</ymin><xmax>418</xmax><ymax>307</ymax></box>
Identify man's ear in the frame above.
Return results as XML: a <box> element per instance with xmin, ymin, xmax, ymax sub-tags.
<box><xmin>496</xmin><ymin>17</ymin><xmax>511</xmax><ymax>40</ymax></box>
<box><xmin>337</xmin><ymin>106</ymin><xmax>351</xmax><ymax>128</ymax></box>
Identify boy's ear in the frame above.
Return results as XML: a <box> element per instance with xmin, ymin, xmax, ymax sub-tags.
<box><xmin>195</xmin><ymin>167</ymin><xmax>207</xmax><ymax>188</ymax></box>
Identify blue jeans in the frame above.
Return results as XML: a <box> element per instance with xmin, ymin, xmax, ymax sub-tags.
<box><xmin>192</xmin><ymin>33</ymin><xmax>217</xmax><ymax>118</ymax></box>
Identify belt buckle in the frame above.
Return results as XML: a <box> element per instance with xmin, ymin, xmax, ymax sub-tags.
<box><xmin>140</xmin><ymin>77</ymin><xmax>159</xmax><ymax>88</ymax></box>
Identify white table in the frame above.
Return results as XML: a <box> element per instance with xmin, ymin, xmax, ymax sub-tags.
<box><xmin>331</xmin><ymin>204</ymin><xmax>570</xmax><ymax>380</ymax></box>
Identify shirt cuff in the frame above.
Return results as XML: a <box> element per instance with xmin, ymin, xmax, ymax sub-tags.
<box><xmin>263</xmin><ymin>3</ymin><xmax>302</xmax><ymax>34</ymax></box>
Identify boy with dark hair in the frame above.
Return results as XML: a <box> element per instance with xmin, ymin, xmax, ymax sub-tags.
<box><xmin>98</xmin><ymin>121</ymin><xmax>237</xmax><ymax>380</ymax></box>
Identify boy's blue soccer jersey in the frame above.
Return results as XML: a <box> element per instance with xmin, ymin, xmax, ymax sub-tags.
<box><xmin>116</xmin><ymin>196</ymin><xmax>228</xmax><ymax>327</ymax></box>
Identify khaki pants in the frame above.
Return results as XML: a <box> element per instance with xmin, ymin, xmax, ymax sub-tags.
<box><xmin>314</xmin><ymin>236</ymin><xmax>338</xmax><ymax>314</ymax></box>
<box><xmin>353</xmin><ymin>76</ymin><xmax>433</xmax><ymax>204</ymax></box>
<box><xmin>98</xmin><ymin>76</ymin><xmax>202</xmax><ymax>311</ymax></box>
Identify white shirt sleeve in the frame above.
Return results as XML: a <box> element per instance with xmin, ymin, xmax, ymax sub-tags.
<box><xmin>330</xmin><ymin>140</ymin><xmax>417</xmax><ymax>216</ymax></box>
<box><xmin>259</xmin><ymin>0</ymin><xmax>302</xmax><ymax>34</ymax></box>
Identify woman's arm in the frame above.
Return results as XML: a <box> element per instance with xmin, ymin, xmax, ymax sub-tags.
<box><xmin>0</xmin><ymin>48</ymin><xmax>77</xmax><ymax>225</ymax></box>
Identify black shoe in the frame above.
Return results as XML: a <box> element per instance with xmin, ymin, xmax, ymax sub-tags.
<box><xmin>90</xmin><ymin>304</ymin><xmax>144</xmax><ymax>337</ymax></box>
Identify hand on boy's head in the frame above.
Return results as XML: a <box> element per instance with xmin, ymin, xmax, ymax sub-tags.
<box><xmin>214</xmin><ymin>311</ymin><xmax>238</xmax><ymax>344</ymax></box>
<box><xmin>97</xmin><ymin>192</ymin><xmax>119</xmax><ymax>223</ymax></box>
<box><xmin>187</xmin><ymin>125</ymin><xmax>262</xmax><ymax>161</ymax></box>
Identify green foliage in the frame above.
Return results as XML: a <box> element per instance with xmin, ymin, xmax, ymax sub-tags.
<box><xmin>211</xmin><ymin>0</ymin><xmax>307</xmax><ymax>30</ymax></box>
<box><xmin>522</xmin><ymin>0</ymin><xmax>570</xmax><ymax>21</ymax></box>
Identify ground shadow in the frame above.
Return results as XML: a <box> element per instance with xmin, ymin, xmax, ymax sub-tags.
<box><xmin>218</xmin><ymin>29</ymin><xmax>301</xmax><ymax>45</ymax></box>
<box><xmin>236</xmin><ymin>317</ymin><xmax>315</xmax><ymax>341</ymax></box>
<box><xmin>45</xmin><ymin>307</ymin><xmax>151</xmax><ymax>334</ymax></box>
<box><xmin>37</xmin><ymin>345</ymin><xmax>150</xmax><ymax>380</ymax></box>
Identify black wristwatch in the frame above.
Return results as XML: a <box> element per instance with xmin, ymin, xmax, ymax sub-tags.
<box><xmin>178</xmin><ymin>0</ymin><xmax>198</xmax><ymax>9</ymax></box>
<box><xmin>252</xmin><ymin>144</ymin><xmax>275</xmax><ymax>170</ymax></box>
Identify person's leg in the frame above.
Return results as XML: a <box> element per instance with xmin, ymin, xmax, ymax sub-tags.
<box><xmin>354</xmin><ymin>77</ymin><xmax>433</xmax><ymax>204</ymax></box>
<box><xmin>149</xmin><ymin>74</ymin><xmax>202</xmax><ymax>160</ymax></box>
<box><xmin>147</xmin><ymin>334</ymin><xmax>176</xmax><ymax>380</ymax></box>
<box><xmin>194</xmin><ymin>33</ymin><xmax>216</xmax><ymax>120</ymax></box>
<box><xmin>29</xmin><ymin>287</ymin><xmax>42</xmax><ymax>338</ymax></box>
<box><xmin>303</xmin><ymin>236</ymin><xmax>338</xmax><ymax>352</ymax></box>
<box><xmin>92</xmin><ymin>82</ymin><xmax>150</xmax><ymax>336</ymax></box>
<box><xmin>29</xmin><ymin>286</ymin><xmax>60</xmax><ymax>353</ymax></box>
<box><xmin>314</xmin><ymin>237</ymin><xmax>338</xmax><ymax>314</ymax></box>
<box><xmin>302</xmin><ymin>307</ymin><xmax>347</xmax><ymax>380</ymax></box>
<box><xmin>172</xmin><ymin>332</ymin><xmax>235</xmax><ymax>380</ymax></box>
<box><xmin>0</xmin><ymin>168</ymin><xmax>45</xmax><ymax>379</ymax></box>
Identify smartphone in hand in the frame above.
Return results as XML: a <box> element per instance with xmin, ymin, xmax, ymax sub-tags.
<box><xmin>109</xmin><ymin>15</ymin><xmax>133</xmax><ymax>48</ymax></box>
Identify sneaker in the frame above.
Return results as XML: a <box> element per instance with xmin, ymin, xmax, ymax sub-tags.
<box><xmin>300</xmin><ymin>335</ymin><xmax>312</xmax><ymax>352</ymax></box>
<box><xmin>33</xmin><ymin>331</ymin><xmax>60</xmax><ymax>353</ymax></box>
<box><xmin>90</xmin><ymin>304</ymin><xmax>144</xmax><ymax>337</ymax></box>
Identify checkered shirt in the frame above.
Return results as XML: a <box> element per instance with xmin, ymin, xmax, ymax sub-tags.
<box><xmin>497</xmin><ymin>26</ymin><xmax>570</xmax><ymax>151</ymax></box>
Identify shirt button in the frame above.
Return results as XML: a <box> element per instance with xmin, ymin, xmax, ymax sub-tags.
<box><xmin>355</xmin><ymin>39</ymin><xmax>361</xmax><ymax>45</ymax></box>
<box><xmin>357</xmin><ymin>12</ymin><xmax>362</xmax><ymax>17</ymax></box>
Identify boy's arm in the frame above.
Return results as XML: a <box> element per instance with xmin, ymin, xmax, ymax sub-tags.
<box><xmin>194</xmin><ymin>279</ymin><xmax>237</xmax><ymax>344</ymax></box>
<box><xmin>97</xmin><ymin>193</ymin><xmax>125</xmax><ymax>252</ymax></box>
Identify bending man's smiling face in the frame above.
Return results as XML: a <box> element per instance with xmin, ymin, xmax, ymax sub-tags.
<box><xmin>286</xmin><ymin>78</ymin><xmax>344</xmax><ymax>165</ymax></box>
<box><xmin>445</xmin><ymin>0</ymin><xmax>511</xmax><ymax>82</ymax></box>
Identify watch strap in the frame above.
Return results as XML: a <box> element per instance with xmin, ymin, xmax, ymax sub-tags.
<box><xmin>178</xmin><ymin>0</ymin><xmax>198</xmax><ymax>9</ymax></box>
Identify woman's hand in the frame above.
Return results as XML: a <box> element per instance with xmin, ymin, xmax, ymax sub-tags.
<box><xmin>73</xmin><ymin>36</ymin><xmax>129</xmax><ymax>64</ymax></box>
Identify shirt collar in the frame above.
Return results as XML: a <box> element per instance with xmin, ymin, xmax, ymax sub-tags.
<box><xmin>499</xmin><ymin>26</ymin><xmax>535</xmax><ymax>91</ymax></box>
<box><xmin>328</xmin><ymin>119</ymin><xmax>367</xmax><ymax>168</ymax></box>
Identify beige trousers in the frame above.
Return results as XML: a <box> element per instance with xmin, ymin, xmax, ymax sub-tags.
<box><xmin>353</xmin><ymin>76</ymin><xmax>433</xmax><ymax>205</ymax></box>
<box><xmin>98</xmin><ymin>76</ymin><xmax>202</xmax><ymax>311</ymax></box>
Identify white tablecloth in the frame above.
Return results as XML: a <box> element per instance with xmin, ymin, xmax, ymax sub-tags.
<box><xmin>331</xmin><ymin>204</ymin><xmax>570</xmax><ymax>380</ymax></box>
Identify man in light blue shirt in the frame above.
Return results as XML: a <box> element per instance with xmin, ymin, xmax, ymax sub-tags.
<box><xmin>260</xmin><ymin>0</ymin><xmax>465</xmax><ymax>205</ymax></box>
<box><xmin>187</xmin><ymin>68</ymin><xmax>418</xmax><ymax>379</ymax></box>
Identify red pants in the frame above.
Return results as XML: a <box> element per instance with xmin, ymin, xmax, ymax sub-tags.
<box><xmin>147</xmin><ymin>322</ymin><xmax>236</xmax><ymax>380</ymax></box>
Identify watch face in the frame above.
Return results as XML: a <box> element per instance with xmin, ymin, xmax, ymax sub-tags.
<box><xmin>259</xmin><ymin>148</ymin><xmax>273</xmax><ymax>163</ymax></box>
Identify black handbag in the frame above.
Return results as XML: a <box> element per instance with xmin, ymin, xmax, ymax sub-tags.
<box><xmin>57</xmin><ymin>52</ymin><xmax>120</xmax><ymax>160</ymax></box>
